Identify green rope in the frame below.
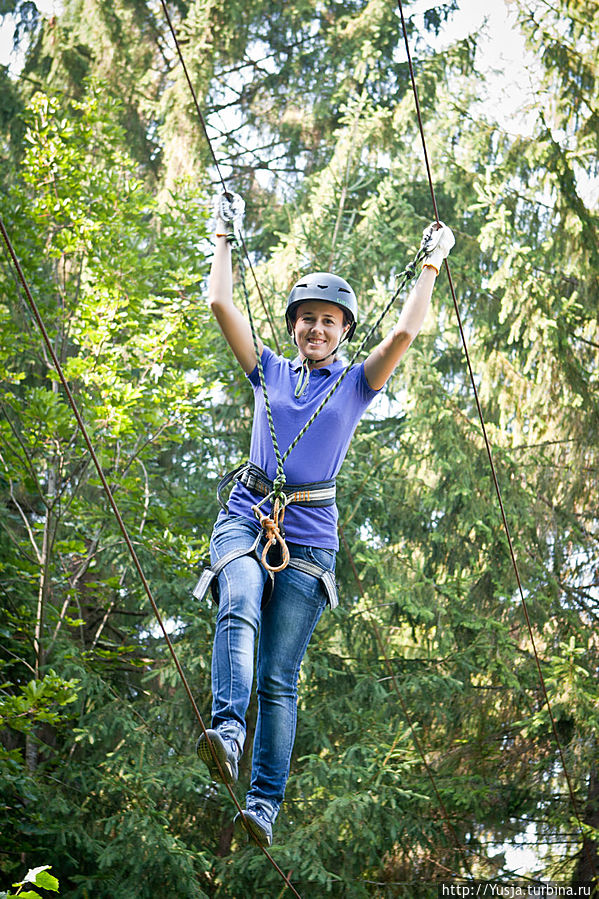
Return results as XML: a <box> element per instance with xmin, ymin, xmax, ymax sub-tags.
<box><xmin>233</xmin><ymin>228</ymin><xmax>427</xmax><ymax>497</ymax></box>
<box><xmin>281</xmin><ymin>249</ymin><xmax>426</xmax><ymax>463</ymax></box>
<box><xmin>233</xmin><ymin>236</ymin><xmax>287</xmax><ymax>500</ymax></box>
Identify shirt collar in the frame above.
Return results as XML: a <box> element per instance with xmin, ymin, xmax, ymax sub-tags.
<box><xmin>291</xmin><ymin>355</ymin><xmax>345</xmax><ymax>375</ymax></box>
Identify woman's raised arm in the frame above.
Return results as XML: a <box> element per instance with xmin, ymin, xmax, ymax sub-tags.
<box><xmin>208</xmin><ymin>194</ymin><xmax>263</xmax><ymax>375</ymax></box>
<box><xmin>363</xmin><ymin>222</ymin><xmax>455</xmax><ymax>391</ymax></box>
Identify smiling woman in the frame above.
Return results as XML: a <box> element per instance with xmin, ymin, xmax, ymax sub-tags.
<box><xmin>292</xmin><ymin>301</ymin><xmax>349</xmax><ymax>363</ymax></box>
<box><xmin>194</xmin><ymin>190</ymin><xmax>455</xmax><ymax>848</ymax></box>
<box><xmin>284</xmin><ymin>272</ymin><xmax>356</xmax><ymax>395</ymax></box>
<box><xmin>290</xmin><ymin>300</ymin><xmax>350</xmax><ymax>399</ymax></box>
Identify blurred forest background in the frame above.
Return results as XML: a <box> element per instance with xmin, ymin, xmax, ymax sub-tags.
<box><xmin>0</xmin><ymin>0</ymin><xmax>597</xmax><ymax>895</ymax></box>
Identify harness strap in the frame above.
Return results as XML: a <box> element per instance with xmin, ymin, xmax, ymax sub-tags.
<box><xmin>208</xmin><ymin>530</ymin><xmax>263</xmax><ymax>578</ymax></box>
<box><xmin>192</xmin><ymin>530</ymin><xmax>274</xmax><ymax>606</ymax></box>
<box><xmin>217</xmin><ymin>461</ymin><xmax>336</xmax><ymax>513</ymax></box>
<box><xmin>192</xmin><ymin>542</ymin><xmax>338</xmax><ymax>610</ymax></box>
<box><xmin>287</xmin><ymin>558</ymin><xmax>338</xmax><ymax>610</ymax></box>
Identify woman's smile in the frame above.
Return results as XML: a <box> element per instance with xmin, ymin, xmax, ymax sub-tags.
<box><xmin>293</xmin><ymin>300</ymin><xmax>348</xmax><ymax>365</ymax></box>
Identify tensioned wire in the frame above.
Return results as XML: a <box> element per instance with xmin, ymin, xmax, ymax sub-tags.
<box><xmin>156</xmin><ymin>0</ymin><xmax>281</xmax><ymax>356</ymax></box>
<box><xmin>394</xmin><ymin>0</ymin><xmax>595</xmax><ymax>877</ymax></box>
<box><xmin>0</xmin><ymin>218</ymin><xmax>303</xmax><ymax>899</ymax></box>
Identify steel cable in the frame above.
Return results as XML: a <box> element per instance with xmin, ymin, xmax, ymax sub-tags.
<box><xmin>395</xmin><ymin>0</ymin><xmax>594</xmax><ymax>875</ymax></box>
<box><xmin>157</xmin><ymin>0</ymin><xmax>281</xmax><ymax>354</ymax></box>
<box><xmin>0</xmin><ymin>217</ymin><xmax>303</xmax><ymax>899</ymax></box>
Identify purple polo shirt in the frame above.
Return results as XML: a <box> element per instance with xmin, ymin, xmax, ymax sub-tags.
<box><xmin>225</xmin><ymin>346</ymin><xmax>380</xmax><ymax>549</ymax></box>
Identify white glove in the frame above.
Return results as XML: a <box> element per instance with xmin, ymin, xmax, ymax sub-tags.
<box><xmin>420</xmin><ymin>221</ymin><xmax>455</xmax><ymax>274</ymax></box>
<box><xmin>213</xmin><ymin>191</ymin><xmax>245</xmax><ymax>231</ymax></box>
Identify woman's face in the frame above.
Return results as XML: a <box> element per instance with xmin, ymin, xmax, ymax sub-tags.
<box><xmin>293</xmin><ymin>301</ymin><xmax>349</xmax><ymax>365</ymax></box>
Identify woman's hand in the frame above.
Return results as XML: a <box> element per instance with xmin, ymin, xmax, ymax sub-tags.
<box><xmin>363</xmin><ymin>222</ymin><xmax>455</xmax><ymax>390</ymax></box>
<box><xmin>420</xmin><ymin>221</ymin><xmax>455</xmax><ymax>274</ymax></box>
<box><xmin>214</xmin><ymin>192</ymin><xmax>246</xmax><ymax>233</ymax></box>
<box><xmin>208</xmin><ymin>191</ymin><xmax>262</xmax><ymax>374</ymax></box>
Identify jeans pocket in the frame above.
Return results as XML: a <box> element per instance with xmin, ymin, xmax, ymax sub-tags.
<box><xmin>306</xmin><ymin>546</ymin><xmax>336</xmax><ymax>572</ymax></box>
<box><xmin>212</xmin><ymin>513</ymin><xmax>252</xmax><ymax>536</ymax></box>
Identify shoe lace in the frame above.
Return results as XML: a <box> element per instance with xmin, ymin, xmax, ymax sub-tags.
<box><xmin>218</xmin><ymin>731</ymin><xmax>240</xmax><ymax>759</ymax></box>
<box><xmin>249</xmin><ymin>800</ymin><xmax>273</xmax><ymax>824</ymax></box>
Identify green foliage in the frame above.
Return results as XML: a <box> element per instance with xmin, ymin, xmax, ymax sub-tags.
<box><xmin>1</xmin><ymin>864</ymin><xmax>59</xmax><ymax>898</ymax></box>
<box><xmin>0</xmin><ymin>672</ymin><xmax>79</xmax><ymax>736</ymax></box>
<box><xmin>0</xmin><ymin>78</ymin><xmax>220</xmax><ymax>895</ymax></box>
<box><xmin>0</xmin><ymin>0</ymin><xmax>598</xmax><ymax>895</ymax></box>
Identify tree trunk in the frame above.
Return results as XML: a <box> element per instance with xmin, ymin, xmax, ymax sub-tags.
<box><xmin>572</xmin><ymin>766</ymin><xmax>599</xmax><ymax>886</ymax></box>
<box><xmin>27</xmin><ymin>452</ymin><xmax>57</xmax><ymax>773</ymax></box>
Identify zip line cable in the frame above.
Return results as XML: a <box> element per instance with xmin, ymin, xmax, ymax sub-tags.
<box><xmin>157</xmin><ymin>0</ymin><xmax>281</xmax><ymax>355</ymax></box>
<box><xmin>395</xmin><ymin>0</ymin><xmax>594</xmax><ymax>875</ymax></box>
<box><xmin>0</xmin><ymin>218</ymin><xmax>303</xmax><ymax>899</ymax></box>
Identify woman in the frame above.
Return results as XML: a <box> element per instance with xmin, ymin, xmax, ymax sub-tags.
<box><xmin>195</xmin><ymin>192</ymin><xmax>455</xmax><ymax>847</ymax></box>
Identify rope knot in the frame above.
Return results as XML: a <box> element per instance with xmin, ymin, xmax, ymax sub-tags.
<box><xmin>273</xmin><ymin>473</ymin><xmax>287</xmax><ymax>501</ymax></box>
<box><xmin>252</xmin><ymin>498</ymin><xmax>290</xmax><ymax>573</ymax></box>
<box><xmin>403</xmin><ymin>261</ymin><xmax>417</xmax><ymax>280</ymax></box>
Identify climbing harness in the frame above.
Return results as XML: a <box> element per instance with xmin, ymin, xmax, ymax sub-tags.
<box><xmin>193</xmin><ymin>462</ymin><xmax>339</xmax><ymax>599</ymax></box>
<box><xmin>216</xmin><ymin>461</ymin><xmax>337</xmax><ymax>512</ymax></box>
<box><xmin>192</xmin><ymin>516</ymin><xmax>338</xmax><ymax>609</ymax></box>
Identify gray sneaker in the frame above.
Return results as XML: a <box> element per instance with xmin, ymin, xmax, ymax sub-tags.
<box><xmin>234</xmin><ymin>800</ymin><xmax>276</xmax><ymax>847</ymax></box>
<box><xmin>196</xmin><ymin>729</ymin><xmax>239</xmax><ymax>784</ymax></box>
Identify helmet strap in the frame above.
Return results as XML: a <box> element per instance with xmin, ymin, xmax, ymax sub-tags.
<box><xmin>294</xmin><ymin>333</ymin><xmax>349</xmax><ymax>397</ymax></box>
<box><xmin>294</xmin><ymin>357</ymin><xmax>311</xmax><ymax>398</ymax></box>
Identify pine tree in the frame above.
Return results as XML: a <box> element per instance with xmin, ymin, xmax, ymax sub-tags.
<box><xmin>1</xmin><ymin>0</ymin><xmax>597</xmax><ymax>894</ymax></box>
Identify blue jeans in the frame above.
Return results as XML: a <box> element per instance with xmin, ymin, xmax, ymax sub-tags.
<box><xmin>209</xmin><ymin>513</ymin><xmax>335</xmax><ymax>816</ymax></box>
